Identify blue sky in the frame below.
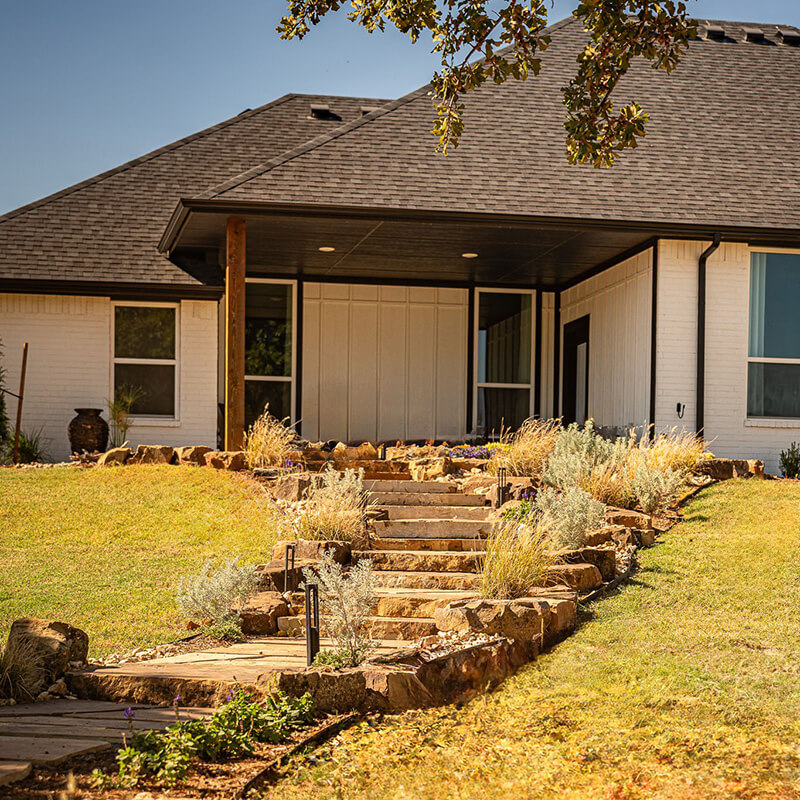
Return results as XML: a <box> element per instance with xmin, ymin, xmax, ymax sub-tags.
<box><xmin>2</xmin><ymin>0</ymin><xmax>799</xmax><ymax>213</ymax></box>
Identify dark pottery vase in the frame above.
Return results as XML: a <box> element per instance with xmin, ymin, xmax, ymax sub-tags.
<box><xmin>68</xmin><ymin>408</ymin><xmax>109</xmax><ymax>454</ymax></box>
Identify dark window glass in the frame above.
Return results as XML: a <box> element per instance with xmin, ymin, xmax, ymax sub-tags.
<box><xmin>115</xmin><ymin>364</ymin><xmax>175</xmax><ymax>416</ymax></box>
<box><xmin>245</xmin><ymin>380</ymin><xmax>292</xmax><ymax>429</ymax></box>
<box><xmin>747</xmin><ymin>362</ymin><xmax>800</xmax><ymax>418</ymax></box>
<box><xmin>477</xmin><ymin>293</ymin><xmax>531</xmax><ymax>384</ymax></box>
<box><xmin>245</xmin><ymin>283</ymin><xmax>292</xmax><ymax>377</ymax></box>
<box><xmin>477</xmin><ymin>387</ymin><xmax>530</xmax><ymax>437</ymax></box>
<box><xmin>115</xmin><ymin>307</ymin><xmax>176</xmax><ymax>359</ymax></box>
<box><xmin>749</xmin><ymin>253</ymin><xmax>800</xmax><ymax>359</ymax></box>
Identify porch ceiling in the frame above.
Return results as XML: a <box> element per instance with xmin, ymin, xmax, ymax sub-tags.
<box><xmin>162</xmin><ymin>201</ymin><xmax>700</xmax><ymax>288</ymax></box>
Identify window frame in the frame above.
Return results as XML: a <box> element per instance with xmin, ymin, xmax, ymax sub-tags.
<box><xmin>746</xmin><ymin>247</ymin><xmax>800</xmax><ymax>423</ymax></box>
<box><xmin>244</xmin><ymin>278</ymin><xmax>297</xmax><ymax>425</ymax></box>
<box><xmin>111</xmin><ymin>300</ymin><xmax>180</xmax><ymax>422</ymax></box>
<box><xmin>472</xmin><ymin>286</ymin><xmax>536</xmax><ymax>435</ymax></box>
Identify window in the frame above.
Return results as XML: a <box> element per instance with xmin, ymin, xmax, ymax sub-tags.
<box><xmin>113</xmin><ymin>305</ymin><xmax>177</xmax><ymax>417</ymax></box>
<box><xmin>245</xmin><ymin>280</ymin><xmax>295</xmax><ymax>427</ymax></box>
<box><xmin>474</xmin><ymin>289</ymin><xmax>534</xmax><ymax>435</ymax></box>
<box><xmin>748</xmin><ymin>252</ymin><xmax>800</xmax><ymax>418</ymax></box>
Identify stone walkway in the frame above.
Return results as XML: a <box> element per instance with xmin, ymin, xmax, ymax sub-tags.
<box><xmin>0</xmin><ymin>699</ymin><xmax>213</xmax><ymax>787</ymax></box>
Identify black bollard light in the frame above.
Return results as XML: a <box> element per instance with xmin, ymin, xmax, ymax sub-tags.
<box><xmin>283</xmin><ymin>543</ymin><xmax>296</xmax><ymax>593</ymax></box>
<box><xmin>496</xmin><ymin>466</ymin><xmax>508</xmax><ymax>509</ymax></box>
<box><xmin>305</xmin><ymin>582</ymin><xmax>320</xmax><ymax>666</ymax></box>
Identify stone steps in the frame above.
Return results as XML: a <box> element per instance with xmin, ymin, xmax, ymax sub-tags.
<box><xmin>373</xmin><ymin>570</ymin><xmax>481</xmax><ymax>591</ymax></box>
<box><xmin>374</xmin><ymin>589</ymin><xmax>478</xmax><ymax>618</ymax></box>
<box><xmin>370</xmin><ymin>537</ymin><xmax>486</xmax><ymax>552</ymax></box>
<box><xmin>366</xmin><ymin>616</ymin><xmax>438</xmax><ymax>640</ymax></box>
<box><xmin>356</xmin><ymin>549</ymin><xmax>482</xmax><ymax>573</ymax></box>
<box><xmin>366</xmin><ymin>480</ymin><xmax>456</xmax><ymax>494</ymax></box>
<box><xmin>380</xmin><ymin>505</ymin><xmax>492</xmax><ymax>521</ymax></box>
<box><xmin>373</xmin><ymin>519</ymin><xmax>490</xmax><ymax>540</ymax></box>
<box><xmin>368</xmin><ymin>492</ymin><xmax>486</xmax><ymax>507</ymax></box>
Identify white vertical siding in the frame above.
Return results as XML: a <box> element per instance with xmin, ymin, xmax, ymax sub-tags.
<box><xmin>559</xmin><ymin>249</ymin><xmax>653</xmax><ymax>429</ymax></box>
<box><xmin>0</xmin><ymin>293</ymin><xmax>219</xmax><ymax>461</ymax></box>
<box><xmin>540</xmin><ymin>292</ymin><xmax>555</xmax><ymax>417</ymax></box>
<box><xmin>302</xmin><ymin>283</ymin><xmax>468</xmax><ymax>441</ymax></box>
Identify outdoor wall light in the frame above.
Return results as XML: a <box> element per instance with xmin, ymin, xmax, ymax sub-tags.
<box><xmin>461</xmin><ymin>252</ymin><xmax>478</xmax><ymax>258</ymax></box>
<box><xmin>318</xmin><ymin>246</ymin><xmax>336</xmax><ymax>252</ymax></box>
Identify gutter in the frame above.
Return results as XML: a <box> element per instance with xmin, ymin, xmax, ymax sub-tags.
<box><xmin>696</xmin><ymin>233</ymin><xmax>722</xmax><ymax>436</ymax></box>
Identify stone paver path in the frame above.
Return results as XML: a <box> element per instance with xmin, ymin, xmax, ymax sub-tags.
<box><xmin>0</xmin><ymin>699</ymin><xmax>212</xmax><ymax>786</ymax></box>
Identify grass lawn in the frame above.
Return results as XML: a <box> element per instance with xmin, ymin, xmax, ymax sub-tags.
<box><xmin>0</xmin><ymin>465</ymin><xmax>279</xmax><ymax>656</ymax></box>
<box><xmin>262</xmin><ymin>479</ymin><xmax>800</xmax><ymax>800</ymax></box>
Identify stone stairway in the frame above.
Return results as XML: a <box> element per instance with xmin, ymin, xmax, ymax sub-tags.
<box><xmin>355</xmin><ymin>479</ymin><xmax>492</xmax><ymax>640</ymax></box>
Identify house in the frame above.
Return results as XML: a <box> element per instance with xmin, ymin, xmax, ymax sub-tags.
<box><xmin>2</xmin><ymin>17</ymin><xmax>800</xmax><ymax>473</ymax></box>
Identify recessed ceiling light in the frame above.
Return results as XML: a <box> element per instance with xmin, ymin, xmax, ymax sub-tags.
<box><xmin>461</xmin><ymin>252</ymin><xmax>478</xmax><ymax>259</ymax></box>
<box><xmin>318</xmin><ymin>246</ymin><xmax>336</xmax><ymax>252</ymax></box>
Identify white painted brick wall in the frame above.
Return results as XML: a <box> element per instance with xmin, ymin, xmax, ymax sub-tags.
<box><xmin>560</xmin><ymin>249</ymin><xmax>653</xmax><ymax>429</ymax></box>
<box><xmin>655</xmin><ymin>240</ymin><xmax>800</xmax><ymax>473</ymax></box>
<box><xmin>0</xmin><ymin>294</ymin><xmax>219</xmax><ymax>460</ymax></box>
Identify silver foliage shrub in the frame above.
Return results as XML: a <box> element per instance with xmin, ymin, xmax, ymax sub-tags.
<box><xmin>535</xmin><ymin>485</ymin><xmax>606</xmax><ymax>550</ymax></box>
<box><xmin>630</xmin><ymin>456</ymin><xmax>686</xmax><ymax>513</ymax></box>
<box><xmin>303</xmin><ymin>550</ymin><xmax>376</xmax><ymax>667</ymax></box>
<box><xmin>543</xmin><ymin>420</ymin><xmax>619</xmax><ymax>489</ymax></box>
<box><xmin>293</xmin><ymin>467</ymin><xmax>368</xmax><ymax>542</ymax></box>
<box><xmin>176</xmin><ymin>556</ymin><xmax>259</xmax><ymax>624</ymax></box>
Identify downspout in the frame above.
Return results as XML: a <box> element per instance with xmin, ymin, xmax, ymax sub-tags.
<box><xmin>696</xmin><ymin>233</ymin><xmax>722</xmax><ymax>436</ymax></box>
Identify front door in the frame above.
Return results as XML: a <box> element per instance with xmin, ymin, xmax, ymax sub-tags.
<box><xmin>562</xmin><ymin>315</ymin><xmax>590</xmax><ymax>425</ymax></box>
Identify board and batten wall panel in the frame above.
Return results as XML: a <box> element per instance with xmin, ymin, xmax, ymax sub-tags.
<box><xmin>0</xmin><ymin>294</ymin><xmax>218</xmax><ymax>460</ymax></box>
<box><xmin>540</xmin><ymin>292</ymin><xmax>556</xmax><ymax>417</ymax></box>
<box><xmin>559</xmin><ymin>249</ymin><xmax>653</xmax><ymax>429</ymax></box>
<box><xmin>302</xmin><ymin>283</ymin><xmax>468</xmax><ymax>441</ymax></box>
<box><xmin>656</xmin><ymin>239</ymin><xmax>800</xmax><ymax>473</ymax></box>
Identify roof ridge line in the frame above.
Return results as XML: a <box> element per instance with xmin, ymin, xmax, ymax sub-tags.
<box><xmin>199</xmin><ymin>15</ymin><xmax>579</xmax><ymax>200</ymax></box>
<box><xmin>0</xmin><ymin>93</ymin><xmax>385</xmax><ymax>226</ymax></box>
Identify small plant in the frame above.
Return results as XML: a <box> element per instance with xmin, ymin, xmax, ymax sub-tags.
<box><xmin>292</xmin><ymin>467</ymin><xmax>369</xmax><ymax>543</ymax></box>
<box><xmin>0</xmin><ymin>639</ymin><xmax>42</xmax><ymax>702</ymax></box>
<box><xmin>176</xmin><ymin>556</ymin><xmax>259</xmax><ymax>633</ymax></box>
<box><xmin>489</xmin><ymin>417</ymin><xmax>561</xmax><ymax>478</ymax></box>
<box><xmin>108</xmin><ymin>384</ymin><xmax>145</xmax><ymax>448</ymax></box>
<box><xmin>7</xmin><ymin>428</ymin><xmax>48</xmax><ymax>464</ymax></box>
<box><xmin>480</xmin><ymin>517</ymin><xmax>555</xmax><ymax>599</ymax></box>
<box><xmin>503</xmin><ymin>497</ymin><xmax>536</xmax><ymax>523</ymax></box>
<box><xmin>201</xmin><ymin>617</ymin><xmax>246</xmax><ymax>643</ymax></box>
<box><xmin>779</xmin><ymin>442</ymin><xmax>800</xmax><ymax>479</ymax></box>
<box><xmin>312</xmin><ymin>648</ymin><xmax>360</xmax><ymax>669</ymax></box>
<box><xmin>303</xmin><ymin>550</ymin><xmax>377</xmax><ymax>667</ymax></box>
<box><xmin>244</xmin><ymin>405</ymin><xmax>295</xmax><ymax>468</ymax></box>
<box><xmin>535</xmin><ymin>486</ymin><xmax>606</xmax><ymax>550</ymax></box>
<box><xmin>91</xmin><ymin>690</ymin><xmax>313</xmax><ymax>788</ymax></box>
<box><xmin>630</xmin><ymin>457</ymin><xmax>686</xmax><ymax>513</ymax></box>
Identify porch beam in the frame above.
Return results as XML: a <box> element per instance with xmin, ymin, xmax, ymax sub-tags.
<box><xmin>225</xmin><ymin>216</ymin><xmax>246</xmax><ymax>450</ymax></box>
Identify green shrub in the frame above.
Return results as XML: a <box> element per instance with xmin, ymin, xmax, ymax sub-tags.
<box><xmin>535</xmin><ymin>486</ymin><xmax>606</xmax><ymax>550</ymax></box>
<box><xmin>8</xmin><ymin>428</ymin><xmax>48</xmax><ymax>464</ymax></box>
<box><xmin>779</xmin><ymin>442</ymin><xmax>800</xmax><ymax>479</ymax></box>
<box><xmin>313</xmin><ymin>647</ymin><xmax>362</xmax><ymax>669</ymax></box>
<box><xmin>92</xmin><ymin>690</ymin><xmax>314</xmax><ymax>788</ymax></box>
<box><xmin>201</xmin><ymin>616</ymin><xmax>246</xmax><ymax>643</ymax></box>
<box><xmin>630</xmin><ymin>456</ymin><xmax>686</xmax><ymax>513</ymax></box>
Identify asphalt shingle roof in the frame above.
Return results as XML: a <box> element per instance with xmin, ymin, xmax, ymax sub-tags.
<box><xmin>0</xmin><ymin>94</ymin><xmax>388</xmax><ymax>290</ymax></box>
<box><xmin>203</xmin><ymin>18</ymin><xmax>800</xmax><ymax>233</ymax></box>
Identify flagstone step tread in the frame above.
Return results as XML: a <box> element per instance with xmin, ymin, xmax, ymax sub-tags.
<box><xmin>373</xmin><ymin>570</ymin><xmax>482</xmax><ymax>590</ymax></box>
<box><xmin>355</xmin><ymin>549</ymin><xmax>482</xmax><ymax>572</ymax></box>
<box><xmin>374</xmin><ymin>519</ymin><xmax>490</xmax><ymax>539</ymax></box>
<box><xmin>368</xmin><ymin>492</ymin><xmax>486</xmax><ymax>507</ymax></box>
<box><xmin>366</xmin><ymin>480</ymin><xmax>457</xmax><ymax>493</ymax></box>
<box><xmin>370</xmin><ymin>537</ymin><xmax>487</xmax><ymax>552</ymax></box>
<box><xmin>378</xmin><ymin>505</ymin><xmax>493</xmax><ymax>520</ymax></box>
<box><xmin>0</xmin><ymin>762</ymin><xmax>32</xmax><ymax>787</ymax></box>
<box><xmin>366</xmin><ymin>616</ymin><xmax>438</xmax><ymax>640</ymax></box>
<box><xmin>0</xmin><ymin>734</ymin><xmax>110</xmax><ymax>765</ymax></box>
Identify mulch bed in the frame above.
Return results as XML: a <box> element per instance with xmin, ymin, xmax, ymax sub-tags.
<box><xmin>4</xmin><ymin>714</ymin><xmax>357</xmax><ymax>799</ymax></box>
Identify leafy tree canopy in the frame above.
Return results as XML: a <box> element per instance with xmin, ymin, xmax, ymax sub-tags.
<box><xmin>277</xmin><ymin>1</ymin><xmax>695</xmax><ymax>165</ymax></box>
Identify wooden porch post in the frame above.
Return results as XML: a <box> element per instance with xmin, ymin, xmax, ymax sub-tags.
<box><xmin>225</xmin><ymin>216</ymin><xmax>246</xmax><ymax>450</ymax></box>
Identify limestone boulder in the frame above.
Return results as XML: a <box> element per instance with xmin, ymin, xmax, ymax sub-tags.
<box><xmin>558</xmin><ymin>547</ymin><xmax>617</xmax><ymax>581</ymax></box>
<box><xmin>461</xmin><ymin>475</ymin><xmax>497</xmax><ymax>494</ymax></box>
<box><xmin>238</xmin><ymin>592</ymin><xmax>289</xmax><ymax>635</ymax></box>
<box><xmin>695</xmin><ymin>457</ymin><xmax>764</xmax><ymax>480</ymax></box>
<box><xmin>605</xmin><ymin>507</ymin><xmax>653</xmax><ymax>531</ymax></box>
<box><xmin>132</xmin><ymin>445</ymin><xmax>175</xmax><ymax>465</ymax></box>
<box><xmin>271</xmin><ymin>472</ymin><xmax>314</xmax><ymax>502</ymax></box>
<box><xmin>175</xmin><ymin>445</ymin><xmax>212</xmax><ymax>465</ymax></box>
<box><xmin>543</xmin><ymin>563</ymin><xmax>603</xmax><ymax>592</ymax></box>
<box><xmin>270</xmin><ymin>539</ymin><xmax>351</xmax><ymax>565</ymax></box>
<box><xmin>6</xmin><ymin>619</ymin><xmax>89</xmax><ymax>693</ymax></box>
<box><xmin>332</xmin><ymin>442</ymin><xmax>378</xmax><ymax>461</ymax></box>
<box><xmin>434</xmin><ymin>598</ymin><xmax>551</xmax><ymax>646</ymax></box>
<box><xmin>97</xmin><ymin>447</ymin><xmax>131</xmax><ymax>467</ymax></box>
<box><xmin>409</xmin><ymin>457</ymin><xmax>454</xmax><ymax>482</ymax></box>
<box><xmin>204</xmin><ymin>450</ymin><xmax>247</xmax><ymax>471</ymax></box>
<box><xmin>583</xmin><ymin>526</ymin><xmax>620</xmax><ymax>547</ymax></box>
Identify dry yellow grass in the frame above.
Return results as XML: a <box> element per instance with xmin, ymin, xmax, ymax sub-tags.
<box><xmin>244</xmin><ymin>405</ymin><xmax>295</xmax><ymax>468</ymax></box>
<box><xmin>488</xmin><ymin>417</ymin><xmax>561</xmax><ymax>477</ymax></box>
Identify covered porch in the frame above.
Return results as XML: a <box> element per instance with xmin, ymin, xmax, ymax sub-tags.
<box><xmin>161</xmin><ymin>201</ymin><xmax>668</xmax><ymax>448</ymax></box>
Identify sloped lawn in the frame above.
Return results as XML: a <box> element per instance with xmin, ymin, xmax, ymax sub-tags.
<box><xmin>262</xmin><ymin>479</ymin><xmax>800</xmax><ymax>800</ymax></box>
<box><xmin>0</xmin><ymin>465</ymin><xmax>278</xmax><ymax>656</ymax></box>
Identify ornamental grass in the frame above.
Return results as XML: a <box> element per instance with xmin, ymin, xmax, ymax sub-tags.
<box><xmin>243</xmin><ymin>405</ymin><xmax>295</xmax><ymax>468</ymax></box>
<box><xmin>488</xmin><ymin>417</ymin><xmax>561</xmax><ymax>478</ymax></box>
